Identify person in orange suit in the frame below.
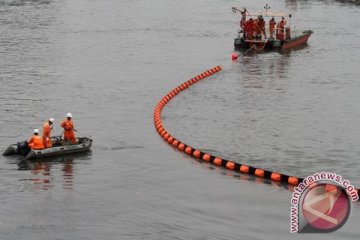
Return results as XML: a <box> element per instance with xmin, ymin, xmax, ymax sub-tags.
<box><xmin>61</xmin><ymin>113</ymin><xmax>77</xmax><ymax>143</ymax></box>
<box><xmin>276</xmin><ymin>16</ymin><xmax>287</xmax><ymax>40</ymax></box>
<box><xmin>257</xmin><ymin>15</ymin><xmax>266</xmax><ymax>39</ymax></box>
<box><xmin>253</xmin><ymin>18</ymin><xmax>260</xmax><ymax>39</ymax></box>
<box><xmin>269</xmin><ymin>17</ymin><xmax>276</xmax><ymax>38</ymax></box>
<box><xmin>239</xmin><ymin>12</ymin><xmax>247</xmax><ymax>39</ymax></box>
<box><xmin>245</xmin><ymin>18</ymin><xmax>254</xmax><ymax>40</ymax></box>
<box><xmin>240</xmin><ymin>11</ymin><xmax>246</xmax><ymax>30</ymax></box>
<box><xmin>43</xmin><ymin>117</ymin><xmax>55</xmax><ymax>148</ymax></box>
<box><xmin>28</xmin><ymin>129</ymin><xmax>44</xmax><ymax>150</ymax></box>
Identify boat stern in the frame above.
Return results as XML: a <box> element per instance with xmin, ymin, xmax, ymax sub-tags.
<box><xmin>234</xmin><ymin>36</ymin><xmax>244</xmax><ymax>50</ymax></box>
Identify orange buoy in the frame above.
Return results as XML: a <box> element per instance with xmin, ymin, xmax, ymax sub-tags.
<box><xmin>240</xmin><ymin>165</ymin><xmax>249</xmax><ymax>173</ymax></box>
<box><xmin>178</xmin><ymin>143</ymin><xmax>185</xmax><ymax>151</ymax></box>
<box><xmin>185</xmin><ymin>146</ymin><xmax>192</xmax><ymax>155</ymax></box>
<box><xmin>271</xmin><ymin>173</ymin><xmax>281</xmax><ymax>182</ymax></box>
<box><xmin>202</xmin><ymin>154</ymin><xmax>211</xmax><ymax>162</ymax></box>
<box><xmin>255</xmin><ymin>169</ymin><xmax>265</xmax><ymax>178</ymax></box>
<box><xmin>226</xmin><ymin>161</ymin><xmax>235</xmax><ymax>170</ymax></box>
<box><xmin>288</xmin><ymin>177</ymin><xmax>299</xmax><ymax>186</ymax></box>
<box><xmin>231</xmin><ymin>53</ymin><xmax>238</xmax><ymax>60</ymax></box>
<box><xmin>193</xmin><ymin>150</ymin><xmax>201</xmax><ymax>158</ymax></box>
<box><xmin>167</xmin><ymin>136</ymin><xmax>174</xmax><ymax>144</ymax></box>
<box><xmin>172</xmin><ymin>140</ymin><xmax>179</xmax><ymax>147</ymax></box>
<box><xmin>213</xmin><ymin>157</ymin><xmax>222</xmax><ymax>166</ymax></box>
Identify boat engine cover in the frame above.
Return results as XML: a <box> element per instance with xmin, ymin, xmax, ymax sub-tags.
<box><xmin>18</xmin><ymin>141</ymin><xmax>30</xmax><ymax>156</ymax></box>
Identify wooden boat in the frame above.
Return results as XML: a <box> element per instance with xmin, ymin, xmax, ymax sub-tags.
<box><xmin>232</xmin><ymin>6</ymin><xmax>313</xmax><ymax>52</ymax></box>
<box><xmin>3</xmin><ymin>136</ymin><xmax>92</xmax><ymax>160</ymax></box>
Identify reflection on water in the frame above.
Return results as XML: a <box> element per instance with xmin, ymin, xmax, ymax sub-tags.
<box><xmin>234</xmin><ymin>52</ymin><xmax>291</xmax><ymax>91</ymax></box>
<box><xmin>18</xmin><ymin>158</ymin><xmax>74</xmax><ymax>190</ymax></box>
<box><xmin>234</xmin><ymin>44</ymin><xmax>310</xmax><ymax>82</ymax></box>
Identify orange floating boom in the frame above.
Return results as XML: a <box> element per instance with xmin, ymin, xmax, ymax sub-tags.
<box><xmin>153</xmin><ymin>66</ymin><xmax>360</xmax><ymax>200</ymax></box>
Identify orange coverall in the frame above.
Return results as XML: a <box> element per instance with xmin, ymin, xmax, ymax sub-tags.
<box><xmin>28</xmin><ymin>135</ymin><xmax>44</xmax><ymax>150</ymax></box>
<box><xmin>253</xmin><ymin>19</ymin><xmax>259</xmax><ymax>37</ymax></box>
<box><xmin>257</xmin><ymin>18</ymin><xmax>266</xmax><ymax>38</ymax></box>
<box><xmin>245</xmin><ymin>18</ymin><xmax>254</xmax><ymax>39</ymax></box>
<box><xmin>269</xmin><ymin>19</ymin><xmax>276</xmax><ymax>38</ymax></box>
<box><xmin>61</xmin><ymin>119</ymin><xmax>76</xmax><ymax>143</ymax></box>
<box><xmin>42</xmin><ymin>121</ymin><xmax>52</xmax><ymax>148</ymax></box>
<box><xmin>276</xmin><ymin>19</ymin><xmax>286</xmax><ymax>40</ymax></box>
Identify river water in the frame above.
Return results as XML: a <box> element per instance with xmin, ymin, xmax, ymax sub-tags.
<box><xmin>0</xmin><ymin>0</ymin><xmax>359</xmax><ymax>239</ymax></box>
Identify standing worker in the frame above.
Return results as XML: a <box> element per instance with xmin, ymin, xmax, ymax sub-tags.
<box><xmin>257</xmin><ymin>15</ymin><xmax>266</xmax><ymax>39</ymax></box>
<box><xmin>61</xmin><ymin>113</ymin><xmax>77</xmax><ymax>144</ymax></box>
<box><xmin>269</xmin><ymin>17</ymin><xmax>276</xmax><ymax>38</ymax></box>
<box><xmin>28</xmin><ymin>129</ymin><xmax>44</xmax><ymax>150</ymax></box>
<box><xmin>240</xmin><ymin>12</ymin><xmax>247</xmax><ymax>39</ymax></box>
<box><xmin>245</xmin><ymin>18</ymin><xmax>254</xmax><ymax>40</ymax></box>
<box><xmin>253</xmin><ymin>17</ymin><xmax>260</xmax><ymax>39</ymax></box>
<box><xmin>43</xmin><ymin>117</ymin><xmax>55</xmax><ymax>148</ymax></box>
<box><xmin>276</xmin><ymin>16</ymin><xmax>287</xmax><ymax>40</ymax></box>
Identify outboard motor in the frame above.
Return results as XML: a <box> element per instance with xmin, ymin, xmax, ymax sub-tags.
<box><xmin>17</xmin><ymin>141</ymin><xmax>30</xmax><ymax>156</ymax></box>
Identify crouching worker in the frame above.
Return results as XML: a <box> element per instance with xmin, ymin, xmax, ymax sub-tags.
<box><xmin>43</xmin><ymin>117</ymin><xmax>55</xmax><ymax>148</ymax></box>
<box><xmin>61</xmin><ymin>113</ymin><xmax>77</xmax><ymax>144</ymax></box>
<box><xmin>28</xmin><ymin>129</ymin><xmax>44</xmax><ymax>150</ymax></box>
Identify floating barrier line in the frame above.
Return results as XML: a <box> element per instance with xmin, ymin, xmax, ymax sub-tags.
<box><xmin>153</xmin><ymin>66</ymin><xmax>360</xmax><ymax>200</ymax></box>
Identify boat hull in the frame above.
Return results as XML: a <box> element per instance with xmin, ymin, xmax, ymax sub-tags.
<box><xmin>3</xmin><ymin>145</ymin><xmax>18</xmax><ymax>156</ymax></box>
<box><xmin>25</xmin><ymin>137</ymin><xmax>92</xmax><ymax>160</ymax></box>
<box><xmin>281</xmin><ymin>30</ymin><xmax>312</xmax><ymax>50</ymax></box>
<box><xmin>2</xmin><ymin>141</ymin><xmax>29</xmax><ymax>156</ymax></box>
<box><xmin>3</xmin><ymin>137</ymin><xmax>92</xmax><ymax>160</ymax></box>
<box><xmin>234</xmin><ymin>30</ymin><xmax>313</xmax><ymax>51</ymax></box>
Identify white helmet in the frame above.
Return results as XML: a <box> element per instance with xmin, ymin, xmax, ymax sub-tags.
<box><xmin>33</xmin><ymin>129</ymin><xmax>39</xmax><ymax>134</ymax></box>
<box><xmin>49</xmin><ymin>117</ymin><xmax>55</xmax><ymax>123</ymax></box>
<box><xmin>66</xmin><ymin>113</ymin><xmax>72</xmax><ymax>118</ymax></box>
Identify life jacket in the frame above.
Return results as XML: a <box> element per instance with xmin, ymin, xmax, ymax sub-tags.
<box><xmin>61</xmin><ymin>119</ymin><xmax>74</xmax><ymax>132</ymax></box>
<box><xmin>277</xmin><ymin>20</ymin><xmax>286</xmax><ymax>32</ymax></box>
<box><xmin>269</xmin><ymin>19</ymin><xmax>276</xmax><ymax>37</ymax></box>
<box><xmin>28</xmin><ymin>135</ymin><xmax>44</xmax><ymax>150</ymax></box>
<box><xmin>61</xmin><ymin>119</ymin><xmax>76</xmax><ymax>143</ymax></box>
<box><xmin>253</xmin><ymin>19</ymin><xmax>259</xmax><ymax>32</ymax></box>
<box><xmin>269</xmin><ymin>19</ymin><xmax>276</xmax><ymax>30</ymax></box>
